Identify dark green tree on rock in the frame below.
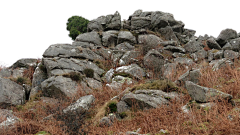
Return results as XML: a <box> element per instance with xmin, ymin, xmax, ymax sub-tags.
<box><xmin>66</xmin><ymin>16</ymin><xmax>89</xmax><ymax>40</ymax></box>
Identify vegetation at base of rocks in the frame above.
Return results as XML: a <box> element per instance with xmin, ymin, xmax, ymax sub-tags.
<box><xmin>39</xmin><ymin>64</ymin><xmax>47</xmax><ymax>73</ymax></box>
<box><xmin>130</xmin><ymin>79</ymin><xmax>178</xmax><ymax>92</ymax></box>
<box><xmin>66</xmin><ymin>16</ymin><xmax>89</xmax><ymax>40</ymax></box>
<box><xmin>9</xmin><ymin>76</ymin><xmax>30</xmax><ymax>85</ymax></box>
<box><xmin>105</xmin><ymin>101</ymin><xmax>117</xmax><ymax>115</ymax></box>
<box><xmin>35</xmin><ymin>131</ymin><xmax>51</xmax><ymax>135</ymax></box>
<box><xmin>62</xmin><ymin>72</ymin><xmax>82</xmax><ymax>82</ymax></box>
<box><xmin>83</xmin><ymin>68</ymin><xmax>94</xmax><ymax>78</ymax></box>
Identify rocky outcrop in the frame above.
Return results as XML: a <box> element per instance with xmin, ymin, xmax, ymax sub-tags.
<box><xmin>0</xmin><ymin>78</ymin><xmax>25</xmax><ymax>108</ymax></box>
<box><xmin>185</xmin><ymin>81</ymin><xmax>232</xmax><ymax>103</ymax></box>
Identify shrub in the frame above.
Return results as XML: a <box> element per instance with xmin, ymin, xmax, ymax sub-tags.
<box><xmin>39</xmin><ymin>64</ymin><xmax>47</xmax><ymax>73</ymax></box>
<box><xmin>16</xmin><ymin>77</ymin><xmax>26</xmax><ymax>85</ymax></box>
<box><xmin>83</xmin><ymin>68</ymin><xmax>94</xmax><ymax>78</ymax></box>
<box><xmin>106</xmin><ymin>101</ymin><xmax>117</xmax><ymax>114</ymax></box>
<box><xmin>63</xmin><ymin>72</ymin><xmax>82</xmax><ymax>82</ymax></box>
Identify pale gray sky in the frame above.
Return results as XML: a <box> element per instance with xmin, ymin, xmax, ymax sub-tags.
<box><xmin>0</xmin><ymin>0</ymin><xmax>239</xmax><ymax>66</ymax></box>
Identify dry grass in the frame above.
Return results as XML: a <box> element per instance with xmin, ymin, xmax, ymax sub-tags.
<box><xmin>2</xmin><ymin>59</ymin><xmax>240</xmax><ymax>134</ymax></box>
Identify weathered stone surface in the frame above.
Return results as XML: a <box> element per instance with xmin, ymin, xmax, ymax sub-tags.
<box><xmin>94</xmin><ymin>47</ymin><xmax>112</xmax><ymax>60</ymax></box>
<box><xmin>85</xmin><ymin>78</ymin><xmax>102</xmax><ymax>90</ymax></box>
<box><xmin>206</xmin><ymin>37</ymin><xmax>222</xmax><ymax>50</ymax></box>
<box><xmin>121</xmin><ymin>92</ymin><xmax>169</xmax><ymax>110</ymax></box>
<box><xmin>131</xmin><ymin>17</ymin><xmax>151</xmax><ymax>30</ymax></box>
<box><xmin>0</xmin><ymin>109</ymin><xmax>20</xmax><ymax>129</ymax></box>
<box><xmin>116</xmin><ymin>64</ymin><xmax>145</xmax><ymax>80</ymax></box>
<box><xmin>224</xmin><ymin>50</ymin><xmax>239</xmax><ymax>60</ymax></box>
<box><xmin>87</xmin><ymin>16</ymin><xmax>105</xmax><ymax>32</ymax></box>
<box><xmin>172</xmin><ymin>52</ymin><xmax>185</xmax><ymax>58</ymax></box>
<box><xmin>117</xmin><ymin>31</ymin><xmax>136</xmax><ymax>45</ymax></box>
<box><xmin>208</xmin><ymin>50</ymin><xmax>223</xmax><ymax>61</ymax></box>
<box><xmin>176</xmin><ymin>69</ymin><xmax>201</xmax><ymax>87</ymax></box>
<box><xmin>106</xmin><ymin>11</ymin><xmax>121</xmax><ymax>30</ymax></box>
<box><xmin>75</xmin><ymin>31</ymin><xmax>102</xmax><ymax>46</ymax></box>
<box><xmin>41</xmin><ymin>76</ymin><xmax>78</xmax><ymax>99</ymax></box>
<box><xmin>0</xmin><ymin>69</ymin><xmax>12</xmax><ymax>78</ymax></box>
<box><xmin>99</xmin><ymin>113</ymin><xmax>116</xmax><ymax>127</ymax></box>
<box><xmin>163</xmin><ymin>46</ymin><xmax>186</xmax><ymax>53</ymax></box>
<box><xmin>158</xmin><ymin>26</ymin><xmax>179</xmax><ymax>42</ymax></box>
<box><xmin>63</xmin><ymin>95</ymin><xmax>95</xmax><ymax>114</ymax></box>
<box><xmin>119</xmin><ymin>51</ymin><xmax>141</xmax><ymax>66</ymax></box>
<box><xmin>138</xmin><ymin>34</ymin><xmax>163</xmax><ymax>54</ymax></box>
<box><xmin>228</xmin><ymin>37</ymin><xmax>240</xmax><ymax>51</ymax></box>
<box><xmin>43</xmin><ymin>58</ymin><xmax>104</xmax><ymax>79</ymax></box>
<box><xmin>144</xmin><ymin>49</ymin><xmax>165</xmax><ymax>76</ymax></box>
<box><xmin>0</xmin><ymin>78</ymin><xmax>25</xmax><ymax>107</ymax></box>
<box><xmin>104</xmin><ymin>69</ymin><xmax>115</xmax><ymax>83</ymax></box>
<box><xmin>190</xmin><ymin>49</ymin><xmax>207</xmax><ymax>62</ymax></box>
<box><xmin>102</xmin><ymin>31</ymin><xmax>118</xmax><ymax>47</ymax></box>
<box><xmin>184</xmin><ymin>38</ymin><xmax>203</xmax><ymax>53</ymax></box>
<box><xmin>216</xmin><ymin>28</ymin><xmax>238</xmax><ymax>46</ymax></box>
<box><xmin>163</xmin><ymin>63</ymin><xmax>177</xmax><ymax>79</ymax></box>
<box><xmin>173</xmin><ymin>57</ymin><xmax>194</xmax><ymax>67</ymax></box>
<box><xmin>160</xmin><ymin>41</ymin><xmax>178</xmax><ymax>47</ymax></box>
<box><xmin>32</xmin><ymin>62</ymin><xmax>48</xmax><ymax>90</ymax></box>
<box><xmin>209</xmin><ymin>58</ymin><xmax>233</xmax><ymax>71</ymax></box>
<box><xmin>117</xmin><ymin>100</ymin><xmax>130</xmax><ymax>113</ymax></box>
<box><xmin>134</xmin><ymin>90</ymin><xmax>180</xmax><ymax>101</ymax></box>
<box><xmin>115</xmin><ymin>42</ymin><xmax>135</xmax><ymax>51</ymax></box>
<box><xmin>185</xmin><ymin>81</ymin><xmax>232</xmax><ymax>103</ymax></box>
<box><xmin>10</xmin><ymin>58</ymin><xmax>38</xmax><ymax>69</ymax></box>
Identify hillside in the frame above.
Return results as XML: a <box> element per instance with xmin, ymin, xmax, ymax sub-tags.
<box><xmin>0</xmin><ymin>9</ymin><xmax>240</xmax><ymax>135</ymax></box>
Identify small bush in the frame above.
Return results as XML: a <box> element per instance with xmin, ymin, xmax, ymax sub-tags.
<box><xmin>39</xmin><ymin>64</ymin><xmax>47</xmax><ymax>73</ymax></box>
<box><xmin>63</xmin><ymin>72</ymin><xmax>82</xmax><ymax>82</ymax></box>
<box><xmin>16</xmin><ymin>77</ymin><xmax>26</xmax><ymax>85</ymax></box>
<box><xmin>106</xmin><ymin>102</ymin><xmax>117</xmax><ymax>114</ymax></box>
<box><xmin>83</xmin><ymin>68</ymin><xmax>94</xmax><ymax>78</ymax></box>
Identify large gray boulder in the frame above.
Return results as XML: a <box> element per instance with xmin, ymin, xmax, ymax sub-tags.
<box><xmin>63</xmin><ymin>95</ymin><xmax>95</xmax><ymax>114</ymax></box>
<box><xmin>184</xmin><ymin>38</ymin><xmax>203</xmax><ymax>53</ymax></box>
<box><xmin>208</xmin><ymin>49</ymin><xmax>223</xmax><ymax>61</ymax></box>
<box><xmin>106</xmin><ymin>11</ymin><xmax>121</xmax><ymax>30</ymax></box>
<box><xmin>144</xmin><ymin>49</ymin><xmax>165</xmax><ymax>76</ymax></box>
<box><xmin>32</xmin><ymin>62</ymin><xmax>48</xmax><ymax>90</ymax></box>
<box><xmin>223</xmin><ymin>37</ymin><xmax>240</xmax><ymax>51</ymax></box>
<box><xmin>41</xmin><ymin>76</ymin><xmax>79</xmax><ymax>99</ymax></box>
<box><xmin>75</xmin><ymin>31</ymin><xmax>102</xmax><ymax>46</ymax></box>
<box><xmin>119</xmin><ymin>51</ymin><xmax>141</xmax><ymax>66</ymax></box>
<box><xmin>115</xmin><ymin>42</ymin><xmax>135</xmax><ymax>51</ymax></box>
<box><xmin>43</xmin><ymin>58</ymin><xmax>104</xmax><ymax>80</ymax></box>
<box><xmin>163</xmin><ymin>63</ymin><xmax>177</xmax><ymax>80</ymax></box>
<box><xmin>206</xmin><ymin>37</ymin><xmax>222</xmax><ymax>50</ymax></box>
<box><xmin>131</xmin><ymin>17</ymin><xmax>151</xmax><ymax>30</ymax></box>
<box><xmin>173</xmin><ymin>57</ymin><xmax>195</xmax><ymax>67</ymax></box>
<box><xmin>116</xmin><ymin>64</ymin><xmax>145</xmax><ymax>80</ymax></box>
<box><xmin>117</xmin><ymin>31</ymin><xmax>136</xmax><ymax>45</ymax></box>
<box><xmin>10</xmin><ymin>58</ymin><xmax>38</xmax><ymax>69</ymax></box>
<box><xmin>43</xmin><ymin>44</ymin><xmax>104</xmax><ymax>60</ymax></box>
<box><xmin>158</xmin><ymin>26</ymin><xmax>179</xmax><ymax>42</ymax></box>
<box><xmin>85</xmin><ymin>78</ymin><xmax>102</xmax><ymax>90</ymax></box>
<box><xmin>176</xmin><ymin>69</ymin><xmax>201</xmax><ymax>87</ymax></box>
<box><xmin>121</xmin><ymin>92</ymin><xmax>169</xmax><ymax>110</ymax></box>
<box><xmin>224</xmin><ymin>50</ymin><xmax>239</xmax><ymax>60</ymax></box>
<box><xmin>190</xmin><ymin>49</ymin><xmax>207</xmax><ymax>62</ymax></box>
<box><xmin>138</xmin><ymin>34</ymin><xmax>163</xmax><ymax>54</ymax></box>
<box><xmin>209</xmin><ymin>58</ymin><xmax>234</xmax><ymax>71</ymax></box>
<box><xmin>0</xmin><ymin>78</ymin><xmax>25</xmax><ymax>107</ymax></box>
<box><xmin>185</xmin><ymin>81</ymin><xmax>232</xmax><ymax>103</ymax></box>
<box><xmin>102</xmin><ymin>31</ymin><xmax>118</xmax><ymax>47</ymax></box>
<box><xmin>0</xmin><ymin>109</ymin><xmax>20</xmax><ymax>130</ymax></box>
<box><xmin>216</xmin><ymin>28</ymin><xmax>238</xmax><ymax>46</ymax></box>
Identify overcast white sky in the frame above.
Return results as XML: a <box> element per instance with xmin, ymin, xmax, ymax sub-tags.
<box><xmin>0</xmin><ymin>0</ymin><xmax>239</xmax><ymax>66</ymax></box>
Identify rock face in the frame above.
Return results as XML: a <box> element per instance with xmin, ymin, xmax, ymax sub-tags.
<box><xmin>0</xmin><ymin>78</ymin><xmax>25</xmax><ymax>108</ymax></box>
<box><xmin>116</xmin><ymin>64</ymin><xmax>145</xmax><ymax>80</ymax></box>
<box><xmin>63</xmin><ymin>95</ymin><xmax>95</xmax><ymax>114</ymax></box>
<box><xmin>216</xmin><ymin>28</ymin><xmax>238</xmax><ymax>46</ymax></box>
<box><xmin>0</xmin><ymin>109</ymin><xmax>20</xmax><ymax>129</ymax></box>
<box><xmin>185</xmin><ymin>81</ymin><xmax>232</xmax><ymax>103</ymax></box>
<box><xmin>41</xmin><ymin>76</ymin><xmax>78</xmax><ymax>99</ymax></box>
